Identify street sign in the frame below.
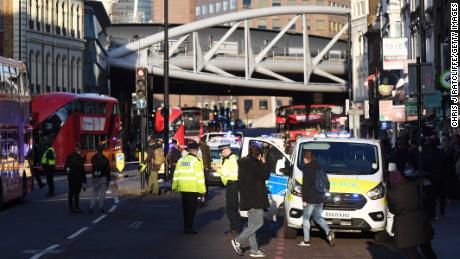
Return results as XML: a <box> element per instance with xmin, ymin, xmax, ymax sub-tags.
<box><xmin>136</xmin><ymin>98</ymin><xmax>146</xmax><ymax>109</ymax></box>
<box><xmin>115</xmin><ymin>152</ymin><xmax>125</xmax><ymax>172</ymax></box>
<box><xmin>379</xmin><ymin>100</ymin><xmax>393</xmax><ymax>121</ymax></box>
<box><xmin>423</xmin><ymin>91</ymin><xmax>442</xmax><ymax>108</ymax></box>
<box><xmin>382</xmin><ymin>38</ymin><xmax>408</xmax><ymax>70</ymax></box>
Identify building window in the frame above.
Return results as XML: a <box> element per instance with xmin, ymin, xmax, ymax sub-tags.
<box><xmin>272</xmin><ymin>19</ymin><xmax>281</xmax><ymax>30</ymax></box>
<box><xmin>202</xmin><ymin>5</ymin><xmax>208</xmax><ymax>15</ymax></box>
<box><xmin>258</xmin><ymin>19</ymin><xmax>267</xmax><ymax>29</ymax></box>
<box><xmin>230</xmin><ymin>0</ymin><xmax>237</xmax><ymax>9</ymax></box>
<box><xmin>330</xmin><ymin>21</ymin><xmax>334</xmax><ymax>32</ymax></box>
<box><xmin>216</xmin><ymin>2</ymin><xmax>222</xmax><ymax>12</ymax></box>
<box><xmin>244</xmin><ymin>99</ymin><xmax>253</xmax><ymax>112</ymax></box>
<box><xmin>259</xmin><ymin>100</ymin><xmax>268</xmax><ymax>110</ymax></box>
<box><xmin>256</xmin><ymin>0</ymin><xmax>268</xmax><ymax>8</ymax></box>
<box><xmin>317</xmin><ymin>20</ymin><xmax>325</xmax><ymax>31</ymax></box>
<box><xmin>276</xmin><ymin>99</ymin><xmax>283</xmax><ymax>108</ymax></box>
<box><xmin>287</xmin><ymin>0</ymin><xmax>296</xmax><ymax>5</ymax></box>
<box><xmin>209</xmin><ymin>3</ymin><xmax>215</xmax><ymax>14</ymax></box>
<box><xmin>243</xmin><ymin>0</ymin><xmax>252</xmax><ymax>8</ymax></box>
<box><xmin>223</xmin><ymin>1</ymin><xmax>229</xmax><ymax>11</ymax></box>
<box><xmin>195</xmin><ymin>6</ymin><xmax>201</xmax><ymax>16</ymax></box>
<box><xmin>272</xmin><ymin>0</ymin><xmax>281</xmax><ymax>7</ymax></box>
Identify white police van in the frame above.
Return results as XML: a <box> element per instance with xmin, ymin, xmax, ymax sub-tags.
<box><xmin>241</xmin><ymin>134</ymin><xmax>390</xmax><ymax>239</ymax></box>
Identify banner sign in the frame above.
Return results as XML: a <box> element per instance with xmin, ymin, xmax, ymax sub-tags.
<box><xmin>81</xmin><ymin>117</ymin><xmax>106</xmax><ymax>132</ymax></box>
<box><xmin>379</xmin><ymin>100</ymin><xmax>393</xmax><ymax>121</ymax></box>
<box><xmin>382</xmin><ymin>38</ymin><xmax>408</xmax><ymax>70</ymax></box>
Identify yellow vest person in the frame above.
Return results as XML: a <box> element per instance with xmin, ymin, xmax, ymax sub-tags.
<box><xmin>172</xmin><ymin>141</ymin><xmax>206</xmax><ymax>234</ymax></box>
<box><xmin>213</xmin><ymin>143</ymin><xmax>241</xmax><ymax>234</ymax></box>
<box><xmin>41</xmin><ymin>146</ymin><xmax>56</xmax><ymax>196</ymax></box>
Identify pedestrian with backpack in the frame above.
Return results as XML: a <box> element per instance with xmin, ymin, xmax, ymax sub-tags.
<box><xmin>298</xmin><ymin>150</ymin><xmax>335</xmax><ymax>247</ymax></box>
<box><xmin>145</xmin><ymin>138</ymin><xmax>165</xmax><ymax>195</ymax></box>
<box><xmin>89</xmin><ymin>145</ymin><xmax>111</xmax><ymax>214</ymax></box>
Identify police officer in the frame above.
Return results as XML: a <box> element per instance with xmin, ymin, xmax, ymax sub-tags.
<box><xmin>41</xmin><ymin>145</ymin><xmax>56</xmax><ymax>196</ymax></box>
<box><xmin>172</xmin><ymin>141</ymin><xmax>206</xmax><ymax>234</ymax></box>
<box><xmin>212</xmin><ymin>143</ymin><xmax>240</xmax><ymax>235</ymax></box>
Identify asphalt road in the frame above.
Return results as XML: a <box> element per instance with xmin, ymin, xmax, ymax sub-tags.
<box><xmin>0</xmin><ymin>174</ymin><xmax>407</xmax><ymax>259</ymax></box>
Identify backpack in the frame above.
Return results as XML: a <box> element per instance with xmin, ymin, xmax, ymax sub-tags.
<box><xmin>92</xmin><ymin>154</ymin><xmax>108</xmax><ymax>178</ymax></box>
<box><xmin>315</xmin><ymin>169</ymin><xmax>330</xmax><ymax>194</ymax></box>
<box><xmin>46</xmin><ymin>149</ymin><xmax>55</xmax><ymax>160</ymax></box>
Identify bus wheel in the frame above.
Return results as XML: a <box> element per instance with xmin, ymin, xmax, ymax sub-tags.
<box><xmin>283</xmin><ymin>216</ymin><xmax>297</xmax><ymax>239</ymax></box>
<box><xmin>21</xmin><ymin>172</ymin><xmax>28</xmax><ymax>200</ymax></box>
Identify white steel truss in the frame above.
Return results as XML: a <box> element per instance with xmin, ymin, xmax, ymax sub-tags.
<box><xmin>107</xmin><ymin>6</ymin><xmax>351</xmax><ymax>93</ymax></box>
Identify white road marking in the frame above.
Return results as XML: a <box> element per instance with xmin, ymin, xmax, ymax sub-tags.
<box><xmin>92</xmin><ymin>214</ymin><xmax>108</xmax><ymax>224</ymax></box>
<box><xmin>66</xmin><ymin>227</ymin><xmax>88</xmax><ymax>240</ymax></box>
<box><xmin>29</xmin><ymin>244</ymin><xmax>60</xmax><ymax>259</ymax></box>
<box><xmin>142</xmin><ymin>205</ymin><xmax>171</xmax><ymax>208</ymax></box>
<box><xmin>114</xmin><ymin>196</ymin><xmax>120</xmax><ymax>204</ymax></box>
<box><xmin>32</xmin><ymin>197</ymin><xmax>113</xmax><ymax>203</ymax></box>
<box><xmin>129</xmin><ymin>221</ymin><xmax>143</xmax><ymax>229</ymax></box>
<box><xmin>109</xmin><ymin>205</ymin><xmax>117</xmax><ymax>213</ymax></box>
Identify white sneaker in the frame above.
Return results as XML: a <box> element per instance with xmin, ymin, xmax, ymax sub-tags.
<box><xmin>297</xmin><ymin>241</ymin><xmax>311</xmax><ymax>247</ymax></box>
<box><xmin>231</xmin><ymin>239</ymin><xmax>243</xmax><ymax>256</ymax></box>
<box><xmin>249</xmin><ymin>250</ymin><xmax>266</xmax><ymax>257</ymax></box>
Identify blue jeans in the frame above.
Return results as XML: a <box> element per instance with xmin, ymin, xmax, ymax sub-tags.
<box><xmin>302</xmin><ymin>203</ymin><xmax>330</xmax><ymax>242</ymax></box>
<box><xmin>236</xmin><ymin>209</ymin><xmax>264</xmax><ymax>252</ymax></box>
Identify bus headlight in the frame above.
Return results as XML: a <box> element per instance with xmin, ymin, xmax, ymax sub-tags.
<box><xmin>290</xmin><ymin>180</ymin><xmax>302</xmax><ymax>197</ymax></box>
<box><xmin>367</xmin><ymin>182</ymin><xmax>385</xmax><ymax>200</ymax></box>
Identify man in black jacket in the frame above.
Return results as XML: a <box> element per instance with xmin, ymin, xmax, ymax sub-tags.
<box><xmin>64</xmin><ymin>145</ymin><xmax>86</xmax><ymax>213</ymax></box>
<box><xmin>89</xmin><ymin>145</ymin><xmax>111</xmax><ymax>214</ymax></box>
<box><xmin>231</xmin><ymin>145</ymin><xmax>269</xmax><ymax>258</ymax></box>
<box><xmin>298</xmin><ymin>150</ymin><xmax>335</xmax><ymax>247</ymax></box>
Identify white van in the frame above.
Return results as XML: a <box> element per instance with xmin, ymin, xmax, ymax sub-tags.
<box><xmin>241</xmin><ymin>136</ymin><xmax>389</xmax><ymax>238</ymax></box>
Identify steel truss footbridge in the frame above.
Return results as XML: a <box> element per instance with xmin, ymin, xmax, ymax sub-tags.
<box><xmin>106</xmin><ymin>6</ymin><xmax>351</xmax><ymax>94</ymax></box>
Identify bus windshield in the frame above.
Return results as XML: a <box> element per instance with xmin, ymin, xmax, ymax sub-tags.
<box><xmin>183</xmin><ymin>110</ymin><xmax>201</xmax><ymax>131</ymax></box>
<box><xmin>298</xmin><ymin>142</ymin><xmax>379</xmax><ymax>175</ymax></box>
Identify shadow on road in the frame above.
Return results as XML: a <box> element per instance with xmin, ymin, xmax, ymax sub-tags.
<box><xmin>366</xmin><ymin>241</ymin><xmax>404</xmax><ymax>259</ymax></box>
<box><xmin>195</xmin><ymin>206</ymin><xmax>226</xmax><ymax>230</ymax></box>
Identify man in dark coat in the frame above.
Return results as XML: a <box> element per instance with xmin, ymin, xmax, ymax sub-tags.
<box><xmin>299</xmin><ymin>150</ymin><xmax>335</xmax><ymax>247</ymax></box>
<box><xmin>64</xmin><ymin>145</ymin><xmax>86</xmax><ymax>213</ymax></box>
<box><xmin>387</xmin><ymin>164</ymin><xmax>437</xmax><ymax>259</ymax></box>
<box><xmin>231</xmin><ymin>144</ymin><xmax>269</xmax><ymax>258</ymax></box>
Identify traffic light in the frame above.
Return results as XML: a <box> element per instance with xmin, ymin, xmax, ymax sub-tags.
<box><xmin>135</xmin><ymin>67</ymin><xmax>148</xmax><ymax>99</ymax></box>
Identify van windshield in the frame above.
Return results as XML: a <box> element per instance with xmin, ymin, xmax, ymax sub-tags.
<box><xmin>297</xmin><ymin>141</ymin><xmax>379</xmax><ymax>175</ymax></box>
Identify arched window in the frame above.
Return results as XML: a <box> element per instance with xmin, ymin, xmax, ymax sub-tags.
<box><xmin>55</xmin><ymin>1</ymin><xmax>60</xmax><ymax>34</ymax></box>
<box><xmin>62</xmin><ymin>2</ymin><xmax>66</xmax><ymax>35</ymax></box>
<box><xmin>70</xmin><ymin>4</ymin><xmax>74</xmax><ymax>37</ymax></box>
<box><xmin>70</xmin><ymin>57</ymin><xmax>75</xmax><ymax>92</ymax></box>
<box><xmin>56</xmin><ymin>55</ymin><xmax>61</xmax><ymax>91</ymax></box>
<box><xmin>46</xmin><ymin>53</ymin><xmax>52</xmax><ymax>91</ymax></box>
<box><xmin>76</xmin><ymin>6</ymin><xmax>80</xmax><ymax>38</ymax></box>
<box><xmin>35</xmin><ymin>52</ymin><xmax>42</xmax><ymax>93</ymax></box>
<box><xmin>76</xmin><ymin>58</ymin><xmax>81</xmax><ymax>93</ymax></box>
<box><xmin>29</xmin><ymin>50</ymin><xmax>35</xmax><ymax>93</ymax></box>
<box><xmin>62</xmin><ymin>56</ymin><xmax>67</xmax><ymax>92</ymax></box>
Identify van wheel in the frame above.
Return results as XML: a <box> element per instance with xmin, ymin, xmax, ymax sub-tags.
<box><xmin>283</xmin><ymin>217</ymin><xmax>297</xmax><ymax>239</ymax></box>
<box><xmin>374</xmin><ymin>231</ymin><xmax>391</xmax><ymax>243</ymax></box>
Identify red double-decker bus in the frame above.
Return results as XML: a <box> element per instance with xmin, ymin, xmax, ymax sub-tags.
<box><xmin>276</xmin><ymin>104</ymin><xmax>347</xmax><ymax>141</ymax></box>
<box><xmin>153</xmin><ymin>107</ymin><xmax>185</xmax><ymax>146</ymax></box>
<box><xmin>182</xmin><ymin>107</ymin><xmax>211</xmax><ymax>143</ymax></box>
<box><xmin>31</xmin><ymin>93</ymin><xmax>123</xmax><ymax>172</ymax></box>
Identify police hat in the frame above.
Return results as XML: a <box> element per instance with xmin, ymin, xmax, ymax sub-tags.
<box><xmin>186</xmin><ymin>141</ymin><xmax>199</xmax><ymax>150</ymax></box>
<box><xmin>218</xmin><ymin>144</ymin><xmax>231</xmax><ymax>151</ymax></box>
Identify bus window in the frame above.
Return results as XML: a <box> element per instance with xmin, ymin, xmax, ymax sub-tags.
<box><xmin>112</xmin><ymin>103</ymin><xmax>120</xmax><ymax>115</ymax></box>
<box><xmin>9</xmin><ymin>67</ymin><xmax>18</xmax><ymax>95</ymax></box>
<box><xmin>3</xmin><ymin>65</ymin><xmax>11</xmax><ymax>94</ymax></box>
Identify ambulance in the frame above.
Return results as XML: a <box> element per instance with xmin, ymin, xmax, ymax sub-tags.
<box><xmin>241</xmin><ymin>135</ymin><xmax>390</xmax><ymax>239</ymax></box>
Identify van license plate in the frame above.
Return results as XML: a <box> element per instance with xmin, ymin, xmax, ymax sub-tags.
<box><xmin>323</xmin><ymin>211</ymin><xmax>351</xmax><ymax>219</ymax></box>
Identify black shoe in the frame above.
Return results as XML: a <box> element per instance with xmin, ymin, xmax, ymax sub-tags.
<box><xmin>99</xmin><ymin>208</ymin><xmax>105</xmax><ymax>214</ymax></box>
<box><xmin>327</xmin><ymin>231</ymin><xmax>335</xmax><ymax>247</ymax></box>
<box><xmin>68</xmin><ymin>209</ymin><xmax>76</xmax><ymax>214</ymax></box>
<box><xmin>184</xmin><ymin>228</ymin><xmax>198</xmax><ymax>234</ymax></box>
<box><xmin>39</xmin><ymin>183</ymin><xmax>46</xmax><ymax>189</ymax></box>
<box><xmin>75</xmin><ymin>209</ymin><xmax>84</xmax><ymax>214</ymax></box>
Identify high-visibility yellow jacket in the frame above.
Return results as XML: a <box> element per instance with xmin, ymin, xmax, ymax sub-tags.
<box><xmin>172</xmin><ymin>154</ymin><xmax>206</xmax><ymax>194</ymax></box>
<box><xmin>217</xmin><ymin>153</ymin><xmax>238</xmax><ymax>186</ymax></box>
<box><xmin>40</xmin><ymin>147</ymin><xmax>56</xmax><ymax>166</ymax></box>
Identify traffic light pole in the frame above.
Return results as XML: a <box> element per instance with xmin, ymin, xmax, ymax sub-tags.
<box><xmin>163</xmin><ymin>0</ymin><xmax>170</xmax><ymax>161</ymax></box>
<box><xmin>140</xmin><ymin>109</ymin><xmax>146</xmax><ymax>190</ymax></box>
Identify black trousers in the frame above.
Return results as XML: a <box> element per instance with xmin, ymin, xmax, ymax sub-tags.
<box><xmin>226</xmin><ymin>181</ymin><xmax>241</xmax><ymax>232</ymax></box>
<box><xmin>181</xmin><ymin>192</ymin><xmax>199</xmax><ymax>230</ymax></box>
<box><xmin>433</xmin><ymin>180</ymin><xmax>447</xmax><ymax>215</ymax></box>
<box><xmin>401</xmin><ymin>242</ymin><xmax>437</xmax><ymax>259</ymax></box>
<box><xmin>68</xmin><ymin>181</ymin><xmax>83</xmax><ymax>210</ymax></box>
<box><xmin>44</xmin><ymin>168</ymin><xmax>55</xmax><ymax>195</ymax></box>
<box><xmin>32</xmin><ymin>167</ymin><xmax>44</xmax><ymax>187</ymax></box>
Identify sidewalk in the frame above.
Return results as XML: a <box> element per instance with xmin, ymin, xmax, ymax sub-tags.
<box><xmin>112</xmin><ymin>169</ymin><xmax>171</xmax><ymax>196</ymax></box>
<box><xmin>431</xmin><ymin>200</ymin><xmax>460</xmax><ymax>258</ymax></box>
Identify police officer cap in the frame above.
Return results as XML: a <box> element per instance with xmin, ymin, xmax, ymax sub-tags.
<box><xmin>218</xmin><ymin>143</ymin><xmax>231</xmax><ymax>151</ymax></box>
<box><xmin>186</xmin><ymin>141</ymin><xmax>199</xmax><ymax>150</ymax></box>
